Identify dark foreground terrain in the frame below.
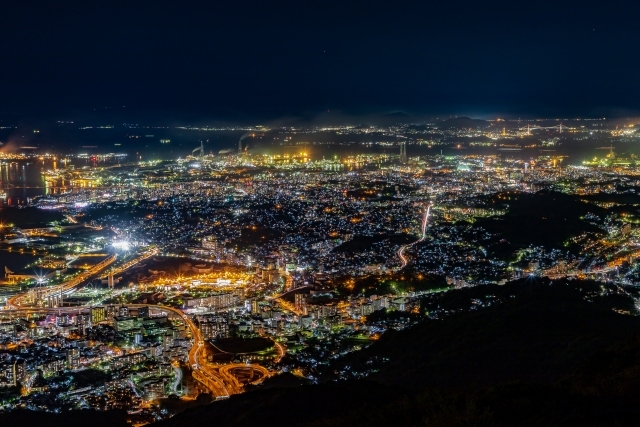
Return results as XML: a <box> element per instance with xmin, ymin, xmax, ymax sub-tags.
<box><xmin>5</xmin><ymin>278</ymin><xmax>640</xmax><ymax>427</ymax></box>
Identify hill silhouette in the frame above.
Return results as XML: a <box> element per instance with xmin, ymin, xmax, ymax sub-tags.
<box><xmin>0</xmin><ymin>409</ymin><xmax>128</xmax><ymax>427</ymax></box>
<box><xmin>357</xmin><ymin>278</ymin><xmax>638</xmax><ymax>389</ymax></box>
<box><xmin>152</xmin><ymin>278</ymin><xmax>640</xmax><ymax>427</ymax></box>
<box><xmin>476</xmin><ymin>191</ymin><xmax>606</xmax><ymax>256</ymax></box>
<box><xmin>6</xmin><ymin>279</ymin><xmax>640</xmax><ymax>427</ymax></box>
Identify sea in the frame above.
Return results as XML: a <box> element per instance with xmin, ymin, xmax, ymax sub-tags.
<box><xmin>0</xmin><ymin>126</ymin><xmax>637</xmax><ymax>206</ymax></box>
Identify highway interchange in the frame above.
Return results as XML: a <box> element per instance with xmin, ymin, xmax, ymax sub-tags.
<box><xmin>2</xmin><ymin>247</ymin><xmax>272</xmax><ymax>400</ymax></box>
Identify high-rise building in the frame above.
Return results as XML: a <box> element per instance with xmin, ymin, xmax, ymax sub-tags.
<box><xmin>55</xmin><ymin>314</ymin><xmax>70</xmax><ymax>326</ymax></box>
<box><xmin>76</xmin><ymin>314</ymin><xmax>91</xmax><ymax>335</ymax></box>
<box><xmin>66</xmin><ymin>348</ymin><xmax>80</xmax><ymax>369</ymax></box>
<box><xmin>105</xmin><ymin>305</ymin><xmax>118</xmax><ymax>322</ymax></box>
<box><xmin>400</xmin><ymin>140</ymin><xmax>407</xmax><ymax>163</ymax></box>
<box><xmin>91</xmin><ymin>306</ymin><xmax>106</xmax><ymax>324</ymax></box>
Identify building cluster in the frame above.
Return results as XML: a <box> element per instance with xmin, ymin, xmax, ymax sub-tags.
<box><xmin>1</xmin><ymin>123</ymin><xmax>640</xmax><ymax>421</ymax></box>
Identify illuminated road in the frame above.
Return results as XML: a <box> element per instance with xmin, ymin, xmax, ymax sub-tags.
<box><xmin>7</xmin><ymin>254</ymin><xmax>117</xmax><ymax>309</ymax></box>
<box><xmin>275</xmin><ymin>297</ymin><xmax>303</xmax><ymax>316</ymax></box>
<box><xmin>100</xmin><ymin>247</ymin><xmax>159</xmax><ymax>278</ymax></box>
<box><xmin>2</xmin><ymin>245</ymin><xmax>271</xmax><ymax>399</ymax></box>
<box><xmin>1</xmin><ymin>304</ymin><xmax>246</xmax><ymax>398</ymax></box>
<box><xmin>271</xmin><ymin>339</ymin><xmax>286</xmax><ymax>363</ymax></box>
<box><xmin>273</xmin><ymin>284</ymin><xmax>313</xmax><ymax>301</ymax></box>
<box><xmin>121</xmin><ymin>305</ymin><xmax>270</xmax><ymax>398</ymax></box>
<box><xmin>218</xmin><ymin>364</ymin><xmax>270</xmax><ymax>390</ymax></box>
<box><xmin>397</xmin><ymin>204</ymin><xmax>432</xmax><ymax>269</ymax></box>
<box><xmin>140</xmin><ymin>303</ymin><xmax>232</xmax><ymax>398</ymax></box>
<box><xmin>7</xmin><ymin>247</ymin><xmax>159</xmax><ymax>309</ymax></box>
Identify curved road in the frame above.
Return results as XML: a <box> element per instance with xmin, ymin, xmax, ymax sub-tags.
<box><xmin>144</xmin><ymin>303</ymin><xmax>233</xmax><ymax>398</ymax></box>
<box><xmin>397</xmin><ymin>204</ymin><xmax>432</xmax><ymax>269</ymax></box>
<box><xmin>218</xmin><ymin>364</ymin><xmax>270</xmax><ymax>391</ymax></box>
<box><xmin>3</xmin><ymin>247</ymin><xmax>269</xmax><ymax>399</ymax></box>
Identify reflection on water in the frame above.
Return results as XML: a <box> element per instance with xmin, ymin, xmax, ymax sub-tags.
<box><xmin>0</xmin><ymin>139</ymin><xmax>635</xmax><ymax>206</ymax></box>
<box><xmin>0</xmin><ymin>158</ymin><xmax>119</xmax><ymax>206</ymax></box>
<box><xmin>0</xmin><ymin>160</ymin><xmax>45</xmax><ymax>206</ymax></box>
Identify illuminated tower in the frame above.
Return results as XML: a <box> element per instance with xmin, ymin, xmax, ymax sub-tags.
<box><xmin>400</xmin><ymin>141</ymin><xmax>407</xmax><ymax>163</ymax></box>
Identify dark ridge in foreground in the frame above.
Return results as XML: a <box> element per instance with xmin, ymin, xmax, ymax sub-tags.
<box><xmin>6</xmin><ymin>279</ymin><xmax>640</xmax><ymax>427</ymax></box>
<box><xmin>360</xmin><ymin>278</ymin><xmax>640</xmax><ymax>389</ymax></box>
<box><xmin>155</xmin><ymin>279</ymin><xmax>640</xmax><ymax>427</ymax></box>
<box><xmin>0</xmin><ymin>409</ymin><xmax>128</xmax><ymax>427</ymax></box>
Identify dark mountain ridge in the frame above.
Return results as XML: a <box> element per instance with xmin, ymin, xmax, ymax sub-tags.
<box><xmin>6</xmin><ymin>279</ymin><xmax>640</xmax><ymax>427</ymax></box>
<box><xmin>153</xmin><ymin>279</ymin><xmax>640</xmax><ymax>427</ymax></box>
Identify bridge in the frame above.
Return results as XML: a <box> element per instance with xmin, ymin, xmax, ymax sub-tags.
<box><xmin>1</xmin><ymin>247</ymin><xmax>273</xmax><ymax>398</ymax></box>
<box><xmin>0</xmin><ymin>301</ymin><xmax>267</xmax><ymax>398</ymax></box>
<box><xmin>7</xmin><ymin>254</ymin><xmax>117</xmax><ymax>309</ymax></box>
<box><xmin>519</xmin><ymin>123</ymin><xmax>572</xmax><ymax>135</ymax></box>
<box><xmin>99</xmin><ymin>247</ymin><xmax>159</xmax><ymax>279</ymax></box>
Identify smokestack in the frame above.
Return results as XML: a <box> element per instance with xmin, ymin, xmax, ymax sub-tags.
<box><xmin>238</xmin><ymin>139</ymin><xmax>242</xmax><ymax>155</ymax></box>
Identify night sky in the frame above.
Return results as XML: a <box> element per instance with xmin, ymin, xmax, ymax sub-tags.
<box><xmin>2</xmin><ymin>0</ymin><xmax>639</xmax><ymax>120</ymax></box>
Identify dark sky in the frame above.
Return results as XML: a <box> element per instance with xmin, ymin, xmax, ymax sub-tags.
<box><xmin>1</xmin><ymin>0</ymin><xmax>639</xmax><ymax>120</ymax></box>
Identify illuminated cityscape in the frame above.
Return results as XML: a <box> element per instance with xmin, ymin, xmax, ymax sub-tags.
<box><xmin>3</xmin><ymin>0</ymin><xmax>640</xmax><ymax>425</ymax></box>
<box><xmin>1</xmin><ymin>118</ymin><xmax>640</xmax><ymax>424</ymax></box>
